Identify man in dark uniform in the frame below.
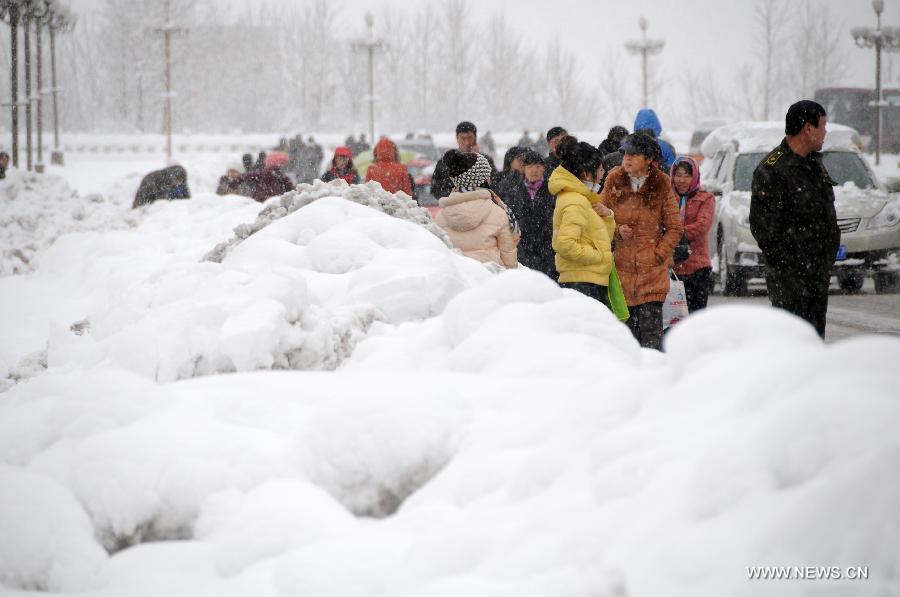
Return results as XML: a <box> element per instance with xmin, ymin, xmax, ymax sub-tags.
<box><xmin>749</xmin><ymin>100</ymin><xmax>840</xmax><ymax>338</ymax></box>
<box><xmin>542</xmin><ymin>126</ymin><xmax>567</xmax><ymax>179</ymax></box>
<box><xmin>431</xmin><ymin>121</ymin><xmax>500</xmax><ymax>200</ymax></box>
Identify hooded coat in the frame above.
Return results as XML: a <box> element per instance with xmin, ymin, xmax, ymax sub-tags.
<box><xmin>366</xmin><ymin>138</ymin><xmax>412</xmax><ymax>195</ymax></box>
<box><xmin>435</xmin><ymin>189</ymin><xmax>518</xmax><ymax>268</ymax></box>
<box><xmin>133</xmin><ymin>166</ymin><xmax>190</xmax><ymax>208</ymax></box>
<box><xmin>322</xmin><ymin>148</ymin><xmax>361</xmax><ymax>185</ymax></box>
<box><xmin>670</xmin><ymin>157</ymin><xmax>715</xmax><ymax>277</ymax></box>
<box><xmin>633</xmin><ymin>109</ymin><xmax>676</xmax><ymax>170</ymax></box>
<box><xmin>600</xmin><ymin>166</ymin><xmax>683</xmax><ymax>305</ymax></box>
<box><xmin>549</xmin><ymin>166</ymin><xmax>616</xmax><ymax>286</ymax></box>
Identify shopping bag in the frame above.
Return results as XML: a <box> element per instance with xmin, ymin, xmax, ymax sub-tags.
<box><xmin>662</xmin><ymin>271</ymin><xmax>689</xmax><ymax>329</ymax></box>
<box><xmin>608</xmin><ymin>262</ymin><xmax>630</xmax><ymax>322</ymax></box>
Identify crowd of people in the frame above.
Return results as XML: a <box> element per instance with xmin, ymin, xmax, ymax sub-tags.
<box><xmin>425</xmin><ymin>110</ymin><xmax>714</xmax><ymax>350</ymax></box>
<box><xmin>132</xmin><ymin>99</ymin><xmax>840</xmax><ymax>345</ymax></box>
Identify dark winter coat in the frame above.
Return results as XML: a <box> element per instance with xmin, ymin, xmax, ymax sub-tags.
<box><xmin>501</xmin><ymin>173</ymin><xmax>557</xmax><ymax>280</ymax></box>
<box><xmin>322</xmin><ymin>166</ymin><xmax>361</xmax><ymax>185</ymax></box>
<box><xmin>242</xmin><ymin>168</ymin><xmax>295</xmax><ymax>202</ymax></box>
<box><xmin>600</xmin><ymin>166</ymin><xmax>683</xmax><ymax>305</ymax></box>
<box><xmin>749</xmin><ymin>138</ymin><xmax>840</xmax><ymax>279</ymax></box>
<box><xmin>133</xmin><ymin>166</ymin><xmax>190</xmax><ymax>208</ymax></box>
<box><xmin>216</xmin><ymin>175</ymin><xmax>244</xmax><ymax>196</ymax></box>
<box><xmin>431</xmin><ymin>152</ymin><xmax>501</xmax><ymax>200</ymax></box>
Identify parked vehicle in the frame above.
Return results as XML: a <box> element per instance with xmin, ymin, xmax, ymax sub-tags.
<box><xmin>700</xmin><ymin>121</ymin><xmax>900</xmax><ymax>295</ymax></box>
<box><xmin>407</xmin><ymin>158</ymin><xmax>440</xmax><ymax>217</ymax></box>
<box><xmin>688</xmin><ymin>119</ymin><xmax>728</xmax><ymax>163</ymax></box>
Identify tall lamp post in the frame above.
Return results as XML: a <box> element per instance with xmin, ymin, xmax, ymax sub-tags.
<box><xmin>851</xmin><ymin>0</ymin><xmax>900</xmax><ymax>166</ymax></box>
<box><xmin>1</xmin><ymin>0</ymin><xmax>24</xmax><ymax>168</ymax></box>
<box><xmin>625</xmin><ymin>16</ymin><xmax>664</xmax><ymax>109</ymax></box>
<box><xmin>351</xmin><ymin>12</ymin><xmax>382</xmax><ymax>145</ymax></box>
<box><xmin>45</xmin><ymin>0</ymin><xmax>73</xmax><ymax>166</ymax></box>
<box><xmin>155</xmin><ymin>0</ymin><xmax>186</xmax><ymax>160</ymax></box>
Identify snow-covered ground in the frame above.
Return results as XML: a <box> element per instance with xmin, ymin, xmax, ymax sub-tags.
<box><xmin>1</xmin><ymin>142</ymin><xmax>899</xmax><ymax>597</ymax></box>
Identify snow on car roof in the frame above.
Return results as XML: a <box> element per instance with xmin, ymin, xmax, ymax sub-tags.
<box><xmin>700</xmin><ymin>121</ymin><xmax>862</xmax><ymax>157</ymax></box>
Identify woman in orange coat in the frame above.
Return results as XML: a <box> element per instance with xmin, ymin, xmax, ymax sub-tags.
<box><xmin>600</xmin><ymin>133</ymin><xmax>683</xmax><ymax>350</ymax></box>
<box><xmin>365</xmin><ymin>137</ymin><xmax>412</xmax><ymax>195</ymax></box>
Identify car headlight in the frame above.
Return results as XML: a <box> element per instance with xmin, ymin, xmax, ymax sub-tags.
<box><xmin>868</xmin><ymin>200</ymin><xmax>900</xmax><ymax>230</ymax></box>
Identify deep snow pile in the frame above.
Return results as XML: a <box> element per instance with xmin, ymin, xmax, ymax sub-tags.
<box><xmin>0</xmin><ymin>169</ymin><xmax>140</xmax><ymax>276</ymax></box>
<box><xmin>2</xmin><ymin>177</ymin><xmax>900</xmax><ymax>597</ymax></box>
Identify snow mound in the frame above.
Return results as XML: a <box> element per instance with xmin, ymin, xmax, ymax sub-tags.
<box><xmin>26</xmin><ymin>380</ymin><xmax>294</xmax><ymax>552</ymax></box>
<box><xmin>0</xmin><ymin>466</ymin><xmax>109</xmax><ymax>592</ymax></box>
<box><xmin>42</xmin><ymin>195</ymin><xmax>484</xmax><ymax>382</ymax></box>
<box><xmin>299</xmin><ymin>391</ymin><xmax>471</xmax><ymax>518</ymax></box>
<box><xmin>195</xmin><ymin>480</ymin><xmax>357</xmax><ymax>576</ymax></box>
<box><xmin>0</xmin><ymin>169</ymin><xmax>140</xmax><ymax>276</ymax></box>
<box><xmin>203</xmin><ymin>178</ymin><xmax>451</xmax><ymax>263</ymax></box>
<box><xmin>346</xmin><ymin>268</ymin><xmax>643</xmax><ymax>374</ymax></box>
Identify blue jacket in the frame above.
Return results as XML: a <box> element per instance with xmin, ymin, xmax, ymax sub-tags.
<box><xmin>634</xmin><ymin>109</ymin><xmax>676</xmax><ymax>170</ymax></box>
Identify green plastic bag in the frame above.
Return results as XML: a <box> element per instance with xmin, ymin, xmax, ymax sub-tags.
<box><xmin>608</xmin><ymin>262</ymin><xmax>630</xmax><ymax>322</ymax></box>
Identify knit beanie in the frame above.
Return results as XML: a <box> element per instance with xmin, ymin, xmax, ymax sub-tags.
<box><xmin>445</xmin><ymin>150</ymin><xmax>492</xmax><ymax>191</ymax></box>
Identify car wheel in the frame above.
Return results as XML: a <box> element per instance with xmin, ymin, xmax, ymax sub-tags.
<box><xmin>837</xmin><ymin>271</ymin><xmax>865</xmax><ymax>293</ymax></box>
<box><xmin>874</xmin><ymin>271</ymin><xmax>900</xmax><ymax>294</ymax></box>
<box><xmin>719</xmin><ymin>242</ymin><xmax>747</xmax><ymax>296</ymax></box>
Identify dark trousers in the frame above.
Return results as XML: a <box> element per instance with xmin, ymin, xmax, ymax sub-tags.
<box><xmin>561</xmin><ymin>282</ymin><xmax>609</xmax><ymax>308</ymax></box>
<box><xmin>627</xmin><ymin>301</ymin><xmax>664</xmax><ymax>350</ymax></box>
<box><xmin>682</xmin><ymin>267</ymin><xmax>712</xmax><ymax>313</ymax></box>
<box><xmin>765</xmin><ymin>266</ymin><xmax>830</xmax><ymax>339</ymax></box>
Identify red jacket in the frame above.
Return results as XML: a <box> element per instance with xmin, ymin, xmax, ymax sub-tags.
<box><xmin>673</xmin><ymin>190</ymin><xmax>715</xmax><ymax>277</ymax></box>
<box><xmin>365</xmin><ymin>138</ymin><xmax>411</xmax><ymax>195</ymax></box>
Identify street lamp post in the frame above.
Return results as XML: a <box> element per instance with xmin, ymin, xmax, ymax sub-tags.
<box><xmin>851</xmin><ymin>0</ymin><xmax>900</xmax><ymax>166</ymax></box>
<box><xmin>44</xmin><ymin>0</ymin><xmax>73</xmax><ymax>166</ymax></box>
<box><xmin>156</xmin><ymin>0</ymin><xmax>186</xmax><ymax>160</ymax></box>
<box><xmin>351</xmin><ymin>12</ymin><xmax>382</xmax><ymax>145</ymax></box>
<box><xmin>625</xmin><ymin>16</ymin><xmax>664</xmax><ymax>109</ymax></box>
<box><xmin>1</xmin><ymin>1</ymin><xmax>23</xmax><ymax>168</ymax></box>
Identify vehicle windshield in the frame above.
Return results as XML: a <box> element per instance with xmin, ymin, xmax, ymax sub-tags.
<box><xmin>733</xmin><ymin>151</ymin><xmax>875</xmax><ymax>192</ymax></box>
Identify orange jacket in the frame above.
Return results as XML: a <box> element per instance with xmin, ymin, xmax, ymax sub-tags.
<box><xmin>365</xmin><ymin>138</ymin><xmax>412</xmax><ymax>195</ymax></box>
<box><xmin>600</xmin><ymin>166</ymin><xmax>684</xmax><ymax>306</ymax></box>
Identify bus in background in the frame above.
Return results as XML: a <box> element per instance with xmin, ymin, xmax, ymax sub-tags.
<box><xmin>814</xmin><ymin>87</ymin><xmax>900</xmax><ymax>153</ymax></box>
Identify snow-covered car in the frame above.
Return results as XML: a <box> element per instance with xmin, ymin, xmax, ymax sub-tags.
<box><xmin>700</xmin><ymin>122</ymin><xmax>900</xmax><ymax>295</ymax></box>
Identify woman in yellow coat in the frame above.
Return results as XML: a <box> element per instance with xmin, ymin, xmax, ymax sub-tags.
<box><xmin>549</xmin><ymin>136</ymin><xmax>616</xmax><ymax>307</ymax></box>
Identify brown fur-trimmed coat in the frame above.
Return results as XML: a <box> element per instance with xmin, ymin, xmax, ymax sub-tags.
<box><xmin>600</xmin><ymin>166</ymin><xmax>684</xmax><ymax>305</ymax></box>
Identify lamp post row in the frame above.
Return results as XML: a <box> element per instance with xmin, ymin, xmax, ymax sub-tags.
<box><xmin>0</xmin><ymin>0</ymin><xmax>75</xmax><ymax>171</ymax></box>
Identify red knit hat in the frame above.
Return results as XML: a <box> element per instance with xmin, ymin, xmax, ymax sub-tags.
<box><xmin>334</xmin><ymin>146</ymin><xmax>352</xmax><ymax>158</ymax></box>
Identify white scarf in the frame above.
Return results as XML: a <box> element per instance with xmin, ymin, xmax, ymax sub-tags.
<box><xmin>629</xmin><ymin>174</ymin><xmax>647</xmax><ymax>192</ymax></box>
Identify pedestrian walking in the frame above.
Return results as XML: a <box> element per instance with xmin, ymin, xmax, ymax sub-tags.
<box><xmin>502</xmin><ymin>150</ymin><xmax>557</xmax><ymax>280</ymax></box>
<box><xmin>366</xmin><ymin>137</ymin><xmax>412</xmax><ymax>195</ymax></box>
<box><xmin>435</xmin><ymin>150</ymin><xmax>518</xmax><ymax>269</ymax></box>
<box><xmin>549</xmin><ymin>136</ymin><xmax>617</xmax><ymax>306</ymax></box>
<box><xmin>322</xmin><ymin>146</ymin><xmax>361</xmax><ymax>185</ymax></box>
<box><xmin>600</xmin><ymin>133</ymin><xmax>683</xmax><ymax>349</ymax></box>
<box><xmin>543</xmin><ymin>126</ymin><xmax>568</xmax><ymax>177</ymax></box>
<box><xmin>749</xmin><ymin>100</ymin><xmax>839</xmax><ymax>339</ymax></box>
<box><xmin>633</xmin><ymin>109</ymin><xmax>676</xmax><ymax>170</ymax></box>
<box><xmin>670</xmin><ymin>156</ymin><xmax>715</xmax><ymax>312</ymax></box>
<box><xmin>431</xmin><ymin>121</ymin><xmax>500</xmax><ymax>200</ymax></box>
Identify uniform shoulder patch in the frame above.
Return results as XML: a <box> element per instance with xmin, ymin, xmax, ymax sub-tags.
<box><xmin>764</xmin><ymin>150</ymin><xmax>783</xmax><ymax>166</ymax></box>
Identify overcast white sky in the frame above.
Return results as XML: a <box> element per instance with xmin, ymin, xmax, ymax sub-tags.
<box><xmin>70</xmin><ymin>0</ymin><xmax>898</xmax><ymax>103</ymax></box>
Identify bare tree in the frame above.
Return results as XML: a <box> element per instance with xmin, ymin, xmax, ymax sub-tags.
<box><xmin>751</xmin><ymin>0</ymin><xmax>792</xmax><ymax>120</ymax></box>
<box><xmin>438</xmin><ymin>0</ymin><xmax>475</xmax><ymax>123</ymax></box>
<box><xmin>790</xmin><ymin>0</ymin><xmax>849</xmax><ymax>99</ymax></box>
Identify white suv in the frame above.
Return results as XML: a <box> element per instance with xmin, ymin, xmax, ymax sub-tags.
<box><xmin>700</xmin><ymin>122</ymin><xmax>900</xmax><ymax>295</ymax></box>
